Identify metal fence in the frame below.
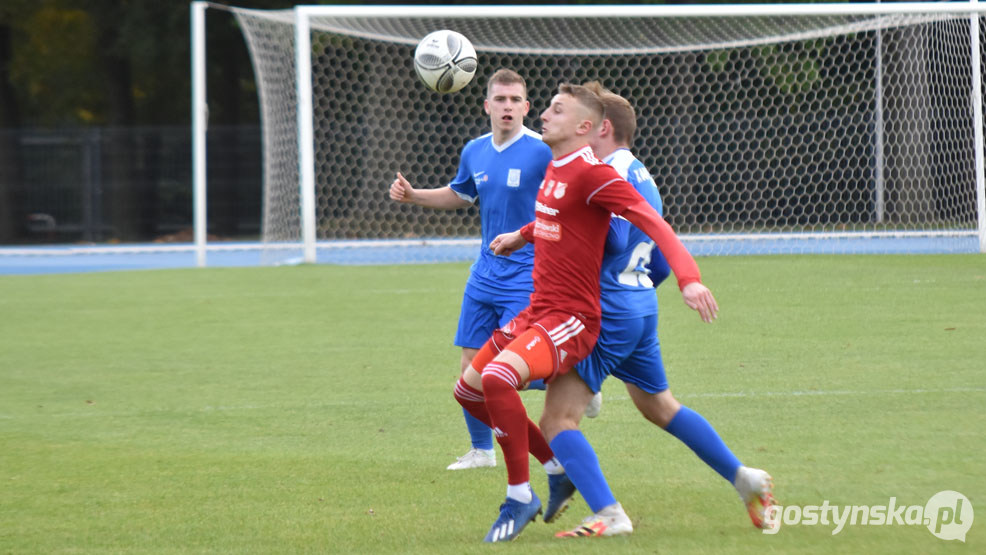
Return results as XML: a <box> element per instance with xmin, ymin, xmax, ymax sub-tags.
<box><xmin>0</xmin><ymin>125</ymin><xmax>261</xmax><ymax>244</ymax></box>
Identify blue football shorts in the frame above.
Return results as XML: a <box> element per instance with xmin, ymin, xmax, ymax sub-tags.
<box><xmin>575</xmin><ymin>313</ymin><xmax>668</xmax><ymax>394</ymax></box>
<box><xmin>454</xmin><ymin>283</ymin><xmax>531</xmax><ymax>349</ymax></box>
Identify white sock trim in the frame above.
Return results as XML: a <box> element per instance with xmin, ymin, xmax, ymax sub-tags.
<box><xmin>506</xmin><ymin>483</ymin><xmax>533</xmax><ymax>504</ymax></box>
<box><xmin>543</xmin><ymin>457</ymin><xmax>564</xmax><ymax>475</ymax></box>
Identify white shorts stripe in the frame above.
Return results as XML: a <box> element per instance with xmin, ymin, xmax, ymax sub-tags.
<box><xmin>547</xmin><ymin>316</ymin><xmax>577</xmax><ymax>341</ymax></box>
<box><xmin>552</xmin><ymin>321</ymin><xmax>585</xmax><ymax>346</ymax></box>
<box><xmin>547</xmin><ymin>316</ymin><xmax>583</xmax><ymax>345</ymax></box>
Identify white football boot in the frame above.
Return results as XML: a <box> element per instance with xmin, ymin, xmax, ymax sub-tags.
<box><xmin>446</xmin><ymin>447</ymin><xmax>496</xmax><ymax>470</ymax></box>
<box><xmin>734</xmin><ymin>466</ymin><xmax>775</xmax><ymax>529</ymax></box>
<box><xmin>555</xmin><ymin>502</ymin><xmax>633</xmax><ymax>537</ymax></box>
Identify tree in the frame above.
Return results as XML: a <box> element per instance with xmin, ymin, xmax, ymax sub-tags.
<box><xmin>0</xmin><ymin>2</ymin><xmax>27</xmax><ymax>241</ymax></box>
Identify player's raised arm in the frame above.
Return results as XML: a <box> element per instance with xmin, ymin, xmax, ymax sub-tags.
<box><xmin>388</xmin><ymin>171</ymin><xmax>416</xmax><ymax>203</ymax></box>
<box><xmin>388</xmin><ymin>171</ymin><xmax>471</xmax><ymax>209</ymax></box>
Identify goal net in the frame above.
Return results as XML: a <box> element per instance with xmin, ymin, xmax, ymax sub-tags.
<box><xmin>225</xmin><ymin>4</ymin><xmax>986</xmax><ymax>264</ymax></box>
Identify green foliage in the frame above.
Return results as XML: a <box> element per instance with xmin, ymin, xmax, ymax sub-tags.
<box><xmin>9</xmin><ymin>6</ymin><xmax>101</xmax><ymax>124</ymax></box>
<box><xmin>0</xmin><ymin>256</ymin><xmax>983</xmax><ymax>553</ymax></box>
<box><xmin>0</xmin><ymin>0</ymin><xmax>299</xmax><ymax>126</ymax></box>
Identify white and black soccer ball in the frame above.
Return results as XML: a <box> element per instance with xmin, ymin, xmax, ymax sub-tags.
<box><xmin>413</xmin><ymin>30</ymin><xmax>478</xmax><ymax>94</ymax></box>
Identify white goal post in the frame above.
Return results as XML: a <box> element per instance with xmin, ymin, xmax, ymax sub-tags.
<box><xmin>192</xmin><ymin>1</ymin><xmax>986</xmax><ymax>267</ymax></box>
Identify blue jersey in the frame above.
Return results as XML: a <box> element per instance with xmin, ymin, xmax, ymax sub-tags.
<box><xmin>449</xmin><ymin>127</ymin><xmax>552</xmax><ymax>295</ymax></box>
<box><xmin>599</xmin><ymin>149</ymin><xmax>670</xmax><ymax>319</ymax></box>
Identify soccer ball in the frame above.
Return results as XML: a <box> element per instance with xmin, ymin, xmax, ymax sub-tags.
<box><xmin>413</xmin><ymin>30</ymin><xmax>478</xmax><ymax>94</ymax></box>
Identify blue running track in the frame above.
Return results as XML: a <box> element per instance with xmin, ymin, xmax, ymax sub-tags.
<box><xmin>0</xmin><ymin>235</ymin><xmax>979</xmax><ymax>276</ymax></box>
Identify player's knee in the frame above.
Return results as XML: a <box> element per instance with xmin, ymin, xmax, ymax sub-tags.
<box><xmin>453</xmin><ymin>377</ymin><xmax>481</xmax><ymax>407</ymax></box>
<box><xmin>636</xmin><ymin>389</ymin><xmax>680</xmax><ymax>428</ymax></box>
<box><xmin>654</xmin><ymin>391</ymin><xmax>682</xmax><ymax>428</ymax></box>
<box><xmin>454</xmin><ymin>365</ymin><xmax>487</xmax><ymax>405</ymax></box>
<box><xmin>539</xmin><ymin>394</ymin><xmax>582</xmax><ymax>440</ymax></box>
<box><xmin>459</xmin><ymin>365</ymin><xmax>483</xmax><ymax>391</ymax></box>
<box><xmin>538</xmin><ymin>412</ymin><xmax>577</xmax><ymax>442</ymax></box>
<box><xmin>480</xmin><ymin>368</ymin><xmax>515</xmax><ymax>394</ymax></box>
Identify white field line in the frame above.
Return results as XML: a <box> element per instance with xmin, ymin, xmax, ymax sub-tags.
<box><xmin>548</xmin><ymin>387</ymin><xmax>986</xmax><ymax>404</ymax></box>
<box><xmin>678</xmin><ymin>386</ymin><xmax>986</xmax><ymax>400</ymax></box>
<box><xmin>3</xmin><ymin>387</ymin><xmax>982</xmax><ymax>420</ymax></box>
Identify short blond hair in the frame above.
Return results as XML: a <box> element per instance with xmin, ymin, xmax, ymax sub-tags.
<box><xmin>558</xmin><ymin>83</ymin><xmax>603</xmax><ymax>125</ymax></box>
<box><xmin>582</xmin><ymin>80</ymin><xmax>636</xmax><ymax>145</ymax></box>
<box><xmin>487</xmin><ymin>68</ymin><xmax>528</xmax><ymax>98</ymax></box>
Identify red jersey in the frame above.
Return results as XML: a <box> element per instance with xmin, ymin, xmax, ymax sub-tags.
<box><xmin>520</xmin><ymin>146</ymin><xmax>700</xmax><ymax>322</ymax></box>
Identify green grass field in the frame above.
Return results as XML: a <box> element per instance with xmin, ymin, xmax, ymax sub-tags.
<box><xmin>1</xmin><ymin>255</ymin><xmax>983</xmax><ymax>554</ymax></box>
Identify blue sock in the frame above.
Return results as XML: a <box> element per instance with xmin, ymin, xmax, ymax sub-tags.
<box><xmin>665</xmin><ymin>405</ymin><xmax>742</xmax><ymax>482</ymax></box>
<box><xmin>463</xmin><ymin>407</ymin><xmax>493</xmax><ymax>450</ymax></box>
<box><xmin>549</xmin><ymin>429</ymin><xmax>616</xmax><ymax>513</ymax></box>
<box><xmin>526</xmin><ymin>379</ymin><xmax>546</xmax><ymax>391</ymax></box>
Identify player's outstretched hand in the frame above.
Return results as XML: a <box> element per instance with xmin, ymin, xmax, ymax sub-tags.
<box><xmin>490</xmin><ymin>230</ymin><xmax>527</xmax><ymax>257</ymax></box>
<box><xmin>681</xmin><ymin>282</ymin><xmax>719</xmax><ymax>323</ymax></box>
<box><xmin>389</xmin><ymin>172</ymin><xmax>415</xmax><ymax>203</ymax></box>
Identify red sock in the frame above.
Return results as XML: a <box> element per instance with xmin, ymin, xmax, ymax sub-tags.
<box><xmin>481</xmin><ymin>364</ymin><xmax>554</xmax><ymax>464</ymax></box>
<box><xmin>453</xmin><ymin>378</ymin><xmax>493</xmax><ymax>427</ymax></box>
<box><xmin>482</xmin><ymin>361</ymin><xmax>549</xmax><ymax>485</ymax></box>
<box><xmin>454</xmin><ymin>372</ymin><xmax>555</xmax><ymax>471</ymax></box>
<box><xmin>526</xmin><ymin>419</ymin><xmax>554</xmax><ymax>465</ymax></box>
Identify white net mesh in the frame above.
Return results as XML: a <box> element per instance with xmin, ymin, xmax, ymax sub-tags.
<box><xmin>232</xmin><ymin>7</ymin><xmax>984</xmax><ymax>262</ymax></box>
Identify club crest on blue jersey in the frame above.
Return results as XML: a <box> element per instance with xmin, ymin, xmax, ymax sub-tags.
<box><xmin>507</xmin><ymin>168</ymin><xmax>521</xmax><ymax>187</ymax></box>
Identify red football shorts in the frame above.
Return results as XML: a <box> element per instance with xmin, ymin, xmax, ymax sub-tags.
<box><xmin>476</xmin><ymin>306</ymin><xmax>599</xmax><ymax>383</ymax></box>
